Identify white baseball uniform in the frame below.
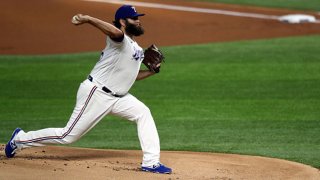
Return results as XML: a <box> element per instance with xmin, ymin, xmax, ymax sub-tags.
<box><xmin>13</xmin><ymin>35</ymin><xmax>160</xmax><ymax>167</ymax></box>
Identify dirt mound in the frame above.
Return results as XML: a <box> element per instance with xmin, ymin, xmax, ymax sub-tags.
<box><xmin>0</xmin><ymin>145</ymin><xmax>319</xmax><ymax>179</ymax></box>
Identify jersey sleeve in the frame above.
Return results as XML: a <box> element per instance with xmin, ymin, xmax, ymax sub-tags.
<box><xmin>106</xmin><ymin>35</ymin><xmax>126</xmax><ymax>49</ymax></box>
<box><xmin>110</xmin><ymin>34</ymin><xmax>124</xmax><ymax>42</ymax></box>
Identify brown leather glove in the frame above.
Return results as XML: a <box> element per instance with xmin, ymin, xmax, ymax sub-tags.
<box><xmin>142</xmin><ymin>44</ymin><xmax>165</xmax><ymax>73</ymax></box>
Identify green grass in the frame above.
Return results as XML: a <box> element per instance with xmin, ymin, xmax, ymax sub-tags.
<box><xmin>1</xmin><ymin>35</ymin><xmax>320</xmax><ymax>168</ymax></box>
<box><xmin>192</xmin><ymin>0</ymin><xmax>320</xmax><ymax>11</ymax></box>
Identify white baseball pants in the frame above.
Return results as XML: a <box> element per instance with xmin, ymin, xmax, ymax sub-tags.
<box><xmin>14</xmin><ymin>79</ymin><xmax>160</xmax><ymax>167</ymax></box>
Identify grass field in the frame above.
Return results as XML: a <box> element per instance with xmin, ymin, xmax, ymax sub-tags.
<box><xmin>1</xmin><ymin>35</ymin><xmax>319</xmax><ymax>168</ymax></box>
<box><xmin>195</xmin><ymin>0</ymin><xmax>320</xmax><ymax>11</ymax></box>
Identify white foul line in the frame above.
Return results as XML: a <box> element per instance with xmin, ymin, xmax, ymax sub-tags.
<box><xmin>84</xmin><ymin>0</ymin><xmax>280</xmax><ymax>20</ymax></box>
<box><xmin>84</xmin><ymin>0</ymin><xmax>320</xmax><ymax>23</ymax></box>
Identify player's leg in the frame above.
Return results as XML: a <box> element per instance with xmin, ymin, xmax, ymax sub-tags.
<box><xmin>13</xmin><ymin>80</ymin><xmax>116</xmax><ymax>149</ymax></box>
<box><xmin>110</xmin><ymin>94</ymin><xmax>172</xmax><ymax>173</ymax></box>
<box><xmin>110</xmin><ymin>94</ymin><xmax>160</xmax><ymax>166</ymax></box>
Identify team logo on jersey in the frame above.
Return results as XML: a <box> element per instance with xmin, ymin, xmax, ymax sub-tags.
<box><xmin>132</xmin><ymin>47</ymin><xmax>144</xmax><ymax>61</ymax></box>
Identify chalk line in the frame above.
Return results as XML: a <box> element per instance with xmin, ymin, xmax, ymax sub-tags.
<box><xmin>84</xmin><ymin>0</ymin><xmax>320</xmax><ymax>23</ymax></box>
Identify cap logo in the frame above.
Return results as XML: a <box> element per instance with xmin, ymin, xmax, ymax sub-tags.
<box><xmin>131</xmin><ymin>6</ymin><xmax>137</xmax><ymax>13</ymax></box>
<box><xmin>115</xmin><ymin>5</ymin><xmax>144</xmax><ymax>20</ymax></box>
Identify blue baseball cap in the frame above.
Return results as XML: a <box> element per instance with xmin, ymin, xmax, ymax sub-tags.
<box><xmin>115</xmin><ymin>5</ymin><xmax>145</xmax><ymax>20</ymax></box>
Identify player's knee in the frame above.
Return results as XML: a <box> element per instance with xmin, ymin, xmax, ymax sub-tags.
<box><xmin>62</xmin><ymin>135</ymin><xmax>79</xmax><ymax>144</ymax></box>
<box><xmin>141</xmin><ymin>106</ymin><xmax>151</xmax><ymax>115</ymax></box>
<box><xmin>135</xmin><ymin>105</ymin><xmax>152</xmax><ymax>121</ymax></box>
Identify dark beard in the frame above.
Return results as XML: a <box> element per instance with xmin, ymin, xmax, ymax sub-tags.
<box><xmin>125</xmin><ymin>20</ymin><xmax>144</xmax><ymax>36</ymax></box>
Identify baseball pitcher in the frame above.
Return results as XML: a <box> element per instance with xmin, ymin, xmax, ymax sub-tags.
<box><xmin>5</xmin><ymin>5</ymin><xmax>171</xmax><ymax>174</ymax></box>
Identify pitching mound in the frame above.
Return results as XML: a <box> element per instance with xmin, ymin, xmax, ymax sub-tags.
<box><xmin>0</xmin><ymin>145</ymin><xmax>319</xmax><ymax>179</ymax></box>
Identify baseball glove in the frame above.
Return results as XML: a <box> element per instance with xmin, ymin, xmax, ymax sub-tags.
<box><xmin>143</xmin><ymin>44</ymin><xmax>165</xmax><ymax>73</ymax></box>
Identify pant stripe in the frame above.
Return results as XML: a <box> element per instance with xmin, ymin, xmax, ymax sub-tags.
<box><xmin>17</xmin><ymin>86</ymin><xmax>97</xmax><ymax>144</ymax></box>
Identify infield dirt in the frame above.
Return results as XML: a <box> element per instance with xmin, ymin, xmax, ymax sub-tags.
<box><xmin>1</xmin><ymin>0</ymin><xmax>320</xmax><ymax>55</ymax></box>
<box><xmin>1</xmin><ymin>145</ymin><xmax>319</xmax><ymax>179</ymax></box>
<box><xmin>1</xmin><ymin>0</ymin><xmax>320</xmax><ymax>179</ymax></box>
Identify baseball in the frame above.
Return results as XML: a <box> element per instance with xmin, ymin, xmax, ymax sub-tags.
<box><xmin>71</xmin><ymin>15</ymin><xmax>81</xmax><ymax>25</ymax></box>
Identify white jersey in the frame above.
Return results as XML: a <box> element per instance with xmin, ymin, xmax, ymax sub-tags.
<box><xmin>89</xmin><ymin>35</ymin><xmax>144</xmax><ymax>95</ymax></box>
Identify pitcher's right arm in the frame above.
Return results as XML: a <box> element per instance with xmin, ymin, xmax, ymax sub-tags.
<box><xmin>72</xmin><ymin>14</ymin><xmax>124</xmax><ymax>40</ymax></box>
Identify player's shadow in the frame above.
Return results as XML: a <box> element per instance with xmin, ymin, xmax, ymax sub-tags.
<box><xmin>12</xmin><ymin>146</ymin><xmax>140</xmax><ymax>161</ymax></box>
